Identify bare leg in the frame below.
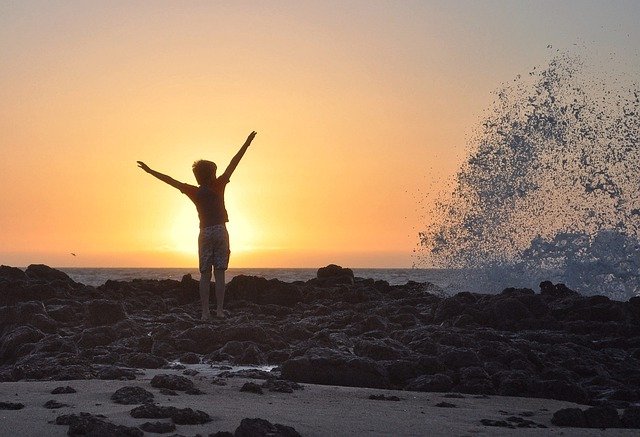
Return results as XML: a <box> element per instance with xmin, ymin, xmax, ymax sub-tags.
<box><xmin>199</xmin><ymin>272</ymin><xmax>212</xmax><ymax>321</ymax></box>
<box><xmin>214</xmin><ymin>269</ymin><xmax>226</xmax><ymax>318</ymax></box>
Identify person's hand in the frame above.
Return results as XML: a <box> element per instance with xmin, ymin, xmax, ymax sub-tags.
<box><xmin>137</xmin><ymin>161</ymin><xmax>151</xmax><ymax>172</ymax></box>
<box><xmin>245</xmin><ymin>131</ymin><xmax>257</xmax><ymax>145</ymax></box>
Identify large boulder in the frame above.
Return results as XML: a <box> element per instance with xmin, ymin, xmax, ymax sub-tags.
<box><xmin>85</xmin><ymin>300</ymin><xmax>126</xmax><ymax>326</ymax></box>
<box><xmin>281</xmin><ymin>348</ymin><xmax>389</xmax><ymax>388</ymax></box>
<box><xmin>25</xmin><ymin>265</ymin><xmax>73</xmax><ymax>283</ymax></box>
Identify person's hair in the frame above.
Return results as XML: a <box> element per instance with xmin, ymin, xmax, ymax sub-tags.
<box><xmin>192</xmin><ymin>160</ymin><xmax>217</xmax><ymax>186</ymax></box>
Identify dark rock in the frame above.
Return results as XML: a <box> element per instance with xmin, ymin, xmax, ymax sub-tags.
<box><xmin>0</xmin><ymin>326</ymin><xmax>45</xmax><ymax>362</ymax></box>
<box><xmin>44</xmin><ymin>399</ymin><xmax>69</xmax><ymax>409</ymax></box>
<box><xmin>139</xmin><ymin>421</ymin><xmax>176</xmax><ymax>433</ymax></box>
<box><xmin>262</xmin><ymin>379</ymin><xmax>303</xmax><ymax>393</ymax></box>
<box><xmin>530</xmin><ymin>380</ymin><xmax>588</xmax><ymax>404</ymax></box>
<box><xmin>406</xmin><ymin>374</ymin><xmax>453</xmax><ymax>392</ymax></box>
<box><xmin>435</xmin><ymin>401</ymin><xmax>457</xmax><ymax>408</ymax></box>
<box><xmin>150</xmin><ymin>374</ymin><xmax>195</xmax><ymax>391</ymax></box>
<box><xmin>240</xmin><ymin>382</ymin><xmax>263</xmax><ymax>394</ymax></box>
<box><xmin>159</xmin><ymin>388</ymin><xmax>178</xmax><ymax>396</ymax></box>
<box><xmin>282</xmin><ymin>352</ymin><xmax>389</xmax><ymax>389</ymax></box>
<box><xmin>480</xmin><ymin>419</ymin><xmax>515</xmax><ymax>428</ymax></box>
<box><xmin>0</xmin><ymin>402</ymin><xmax>24</xmax><ymax>410</ymax></box>
<box><xmin>96</xmin><ymin>366</ymin><xmax>138</xmax><ymax>380</ymax></box>
<box><xmin>369</xmin><ymin>394</ymin><xmax>401</xmax><ymax>401</ymax></box>
<box><xmin>55</xmin><ymin>412</ymin><xmax>143</xmax><ymax>437</ymax></box>
<box><xmin>129</xmin><ymin>404</ymin><xmax>211</xmax><ymax>424</ymax></box>
<box><xmin>234</xmin><ymin>418</ymin><xmax>302</xmax><ymax>437</ymax></box>
<box><xmin>51</xmin><ymin>386</ymin><xmax>76</xmax><ymax>394</ymax></box>
<box><xmin>317</xmin><ymin>264</ymin><xmax>354</xmax><ymax>283</ymax></box>
<box><xmin>584</xmin><ymin>406</ymin><xmax>621</xmax><ymax>429</ymax></box>
<box><xmin>186</xmin><ymin>387</ymin><xmax>205</xmax><ymax>395</ymax></box>
<box><xmin>25</xmin><ymin>264</ymin><xmax>73</xmax><ymax>282</ymax></box>
<box><xmin>85</xmin><ymin>300</ymin><xmax>126</xmax><ymax>326</ymax></box>
<box><xmin>111</xmin><ymin>386</ymin><xmax>154</xmax><ymax>405</ymax></box>
<box><xmin>551</xmin><ymin>408</ymin><xmax>587</xmax><ymax>427</ymax></box>
<box><xmin>121</xmin><ymin>353</ymin><xmax>167</xmax><ymax>369</ymax></box>
<box><xmin>621</xmin><ymin>406</ymin><xmax>640</xmax><ymax>428</ymax></box>
<box><xmin>0</xmin><ymin>265</ymin><xmax>27</xmax><ymax>281</ymax></box>
<box><xmin>179</xmin><ymin>352</ymin><xmax>200</xmax><ymax>364</ymax></box>
<box><xmin>539</xmin><ymin>281</ymin><xmax>579</xmax><ymax>297</ymax></box>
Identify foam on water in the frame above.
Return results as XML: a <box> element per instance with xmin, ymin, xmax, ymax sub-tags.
<box><xmin>418</xmin><ymin>52</ymin><xmax>640</xmax><ymax>299</ymax></box>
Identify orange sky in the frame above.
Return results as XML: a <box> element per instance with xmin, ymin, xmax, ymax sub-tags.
<box><xmin>1</xmin><ymin>1</ymin><xmax>638</xmax><ymax>268</ymax></box>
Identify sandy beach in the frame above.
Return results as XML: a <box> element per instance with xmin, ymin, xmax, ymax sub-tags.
<box><xmin>1</xmin><ymin>367</ymin><xmax>635</xmax><ymax>436</ymax></box>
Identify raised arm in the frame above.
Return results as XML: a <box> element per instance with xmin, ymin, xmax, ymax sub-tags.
<box><xmin>137</xmin><ymin>161</ymin><xmax>186</xmax><ymax>191</ymax></box>
<box><xmin>221</xmin><ymin>131</ymin><xmax>257</xmax><ymax>180</ymax></box>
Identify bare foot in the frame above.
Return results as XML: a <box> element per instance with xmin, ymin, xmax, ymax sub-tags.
<box><xmin>201</xmin><ymin>313</ymin><xmax>212</xmax><ymax>322</ymax></box>
<box><xmin>216</xmin><ymin>311</ymin><xmax>226</xmax><ymax>319</ymax></box>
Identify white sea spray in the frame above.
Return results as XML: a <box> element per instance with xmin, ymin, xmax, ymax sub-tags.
<box><xmin>418</xmin><ymin>52</ymin><xmax>640</xmax><ymax>299</ymax></box>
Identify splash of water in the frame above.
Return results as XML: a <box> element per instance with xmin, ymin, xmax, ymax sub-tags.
<box><xmin>418</xmin><ymin>53</ymin><xmax>640</xmax><ymax>299</ymax></box>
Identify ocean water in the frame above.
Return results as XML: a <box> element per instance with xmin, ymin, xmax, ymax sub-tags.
<box><xmin>59</xmin><ymin>267</ymin><xmax>467</xmax><ymax>292</ymax></box>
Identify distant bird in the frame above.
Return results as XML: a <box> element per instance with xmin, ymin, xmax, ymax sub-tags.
<box><xmin>71</xmin><ymin>253</ymin><xmax>77</xmax><ymax>257</ymax></box>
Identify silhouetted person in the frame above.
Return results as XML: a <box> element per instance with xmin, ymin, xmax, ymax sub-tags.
<box><xmin>137</xmin><ymin>131</ymin><xmax>257</xmax><ymax>320</ymax></box>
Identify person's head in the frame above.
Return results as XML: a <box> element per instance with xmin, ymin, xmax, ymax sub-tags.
<box><xmin>192</xmin><ymin>160</ymin><xmax>217</xmax><ymax>186</ymax></box>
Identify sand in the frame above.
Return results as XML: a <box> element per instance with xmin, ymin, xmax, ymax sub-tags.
<box><xmin>0</xmin><ymin>368</ymin><xmax>634</xmax><ymax>436</ymax></box>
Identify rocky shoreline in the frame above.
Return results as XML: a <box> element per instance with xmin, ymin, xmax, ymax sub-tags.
<box><xmin>2</xmin><ymin>263</ymin><xmax>640</xmax><ymax>431</ymax></box>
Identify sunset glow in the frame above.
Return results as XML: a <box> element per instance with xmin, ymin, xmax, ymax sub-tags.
<box><xmin>1</xmin><ymin>1</ymin><xmax>638</xmax><ymax>268</ymax></box>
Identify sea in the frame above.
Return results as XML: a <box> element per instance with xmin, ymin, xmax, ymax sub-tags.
<box><xmin>58</xmin><ymin>267</ymin><xmax>467</xmax><ymax>293</ymax></box>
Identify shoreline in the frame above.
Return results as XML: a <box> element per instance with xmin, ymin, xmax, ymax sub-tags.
<box><xmin>1</xmin><ymin>264</ymin><xmax>640</xmax><ymax>434</ymax></box>
<box><xmin>1</xmin><ymin>368</ymin><xmax>634</xmax><ymax>436</ymax></box>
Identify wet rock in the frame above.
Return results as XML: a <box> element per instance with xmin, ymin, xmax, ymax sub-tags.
<box><xmin>369</xmin><ymin>394</ymin><xmax>401</xmax><ymax>401</ymax></box>
<box><xmin>551</xmin><ymin>408</ymin><xmax>587</xmax><ymax>427</ymax></box>
<box><xmin>139</xmin><ymin>421</ymin><xmax>176</xmax><ymax>433</ymax></box>
<box><xmin>0</xmin><ymin>326</ymin><xmax>45</xmax><ymax>363</ymax></box>
<box><xmin>621</xmin><ymin>406</ymin><xmax>640</xmax><ymax>428</ymax></box>
<box><xmin>240</xmin><ymin>382</ymin><xmax>264</xmax><ymax>394</ymax></box>
<box><xmin>234</xmin><ymin>418</ymin><xmax>302</xmax><ymax>437</ymax></box>
<box><xmin>96</xmin><ymin>366</ymin><xmax>138</xmax><ymax>380</ymax></box>
<box><xmin>227</xmin><ymin>275</ymin><xmax>303</xmax><ymax>306</ymax></box>
<box><xmin>51</xmin><ymin>386</ymin><xmax>76</xmax><ymax>394</ymax></box>
<box><xmin>0</xmin><ymin>402</ymin><xmax>24</xmax><ymax>410</ymax></box>
<box><xmin>281</xmin><ymin>349</ymin><xmax>389</xmax><ymax>388</ymax></box>
<box><xmin>435</xmin><ymin>401</ymin><xmax>457</xmax><ymax>408</ymax></box>
<box><xmin>44</xmin><ymin>399</ymin><xmax>69</xmax><ymax>409</ymax></box>
<box><xmin>150</xmin><ymin>374</ymin><xmax>195</xmax><ymax>391</ymax></box>
<box><xmin>129</xmin><ymin>403</ymin><xmax>211</xmax><ymax>425</ymax></box>
<box><xmin>111</xmin><ymin>386</ymin><xmax>154</xmax><ymax>405</ymax></box>
<box><xmin>406</xmin><ymin>374</ymin><xmax>453</xmax><ymax>392</ymax></box>
<box><xmin>179</xmin><ymin>352</ymin><xmax>200</xmax><ymax>364</ymax></box>
<box><xmin>584</xmin><ymin>406</ymin><xmax>621</xmax><ymax>429</ymax></box>
<box><xmin>55</xmin><ymin>412</ymin><xmax>143</xmax><ymax>437</ymax></box>
<box><xmin>121</xmin><ymin>353</ymin><xmax>167</xmax><ymax>369</ymax></box>
<box><xmin>262</xmin><ymin>379</ymin><xmax>303</xmax><ymax>393</ymax></box>
<box><xmin>480</xmin><ymin>418</ymin><xmax>515</xmax><ymax>428</ymax></box>
<box><xmin>159</xmin><ymin>388</ymin><xmax>178</xmax><ymax>396</ymax></box>
<box><xmin>85</xmin><ymin>300</ymin><xmax>126</xmax><ymax>326</ymax></box>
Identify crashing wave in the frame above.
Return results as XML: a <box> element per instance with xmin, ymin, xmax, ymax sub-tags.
<box><xmin>418</xmin><ymin>52</ymin><xmax>640</xmax><ymax>299</ymax></box>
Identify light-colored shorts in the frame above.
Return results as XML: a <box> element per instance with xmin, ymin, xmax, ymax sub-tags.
<box><xmin>198</xmin><ymin>224</ymin><xmax>230</xmax><ymax>273</ymax></box>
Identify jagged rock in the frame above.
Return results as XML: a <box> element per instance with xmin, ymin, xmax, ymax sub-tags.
<box><xmin>55</xmin><ymin>412</ymin><xmax>143</xmax><ymax>436</ymax></box>
<box><xmin>25</xmin><ymin>264</ymin><xmax>73</xmax><ymax>283</ymax></box>
<box><xmin>150</xmin><ymin>374</ymin><xmax>195</xmax><ymax>391</ymax></box>
<box><xmin>85</xmin><ymin>300</ymin><xmax>126</xmax><ymax>326</ymax></box>
<box><xmin>139</xmin><ymin>421</ymin><xmax>176</xmax><ymax>433</ymax></box>
<box><xmin>129</xmin><ymin>403</ymin><xmax>211</xmax><ymax>424</ymax></box>
<box><xmin>234</xmin><ymin>418</ymin><xmax>302</xmax><ymax>437</ymax></box>
<box><xmin>0</xmin><ymin>402</ymin><xmax>24</xmax><ymax>410</ymax></box>
<box><xmin>240</xmin><ymin>382</ymin><xmax>263</xmax><ymax>394</ymax></box>
<box><xmin>51</xmin><ymin>386</ymin><xmax>76</xmax><ymax>394</ymax></box>
<box><xmin>111</xmin><ymin>386</ymin><xmax>154</xmax><ymax>405</ymax></box>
